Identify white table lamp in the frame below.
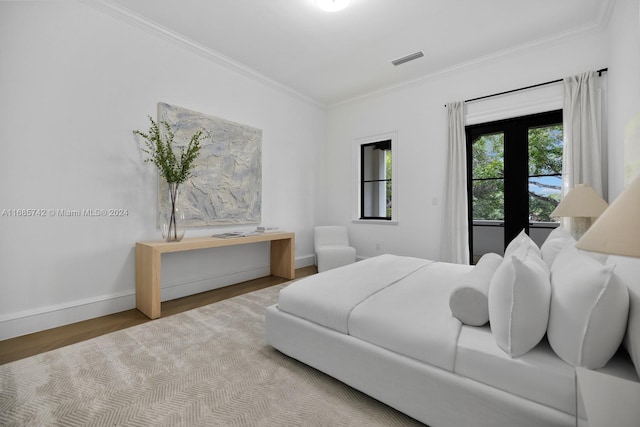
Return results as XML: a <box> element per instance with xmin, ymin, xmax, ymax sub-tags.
<box><xmin>551</xmin><ymin>183</ymin><xmax>608</xmax><ymax>239</ymax></box>
<box><xmin>576</xmin><ymin>175</ymin><xmax>640</xmax><ymax>257</ymax></box>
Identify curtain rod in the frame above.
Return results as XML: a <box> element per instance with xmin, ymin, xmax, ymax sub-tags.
<box><xmin>445</xmin><ymin>68</ymin><xmax>608</xmax><ymax>107</ymax></box>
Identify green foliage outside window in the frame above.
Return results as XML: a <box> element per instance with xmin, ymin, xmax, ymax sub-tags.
<box><xmin>472</xmin><ymin>133</ymin><xmax>505</xmax><ymax>221</ymax></box>
<box><xmin>472</xmin><ymin>125</ymin><xmax>562</xmax><ymax>223</ymax></box>
<box><xmin>528</xmin><ymin>125</ymin><xmax>562</xmax><ymax>222</ymax></box>
<box><xmin>386</xmin><ymin>150</ymin><xmax>392</xmax><ymax>218</ymax></box>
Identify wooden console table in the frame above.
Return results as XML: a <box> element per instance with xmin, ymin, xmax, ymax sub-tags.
<box><xmin>135</xmin><ymin>232</ymin><xmax>295</xmax><ymax>319</ymax></box>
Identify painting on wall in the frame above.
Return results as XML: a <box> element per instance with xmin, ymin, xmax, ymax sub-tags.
<box><xmin>157</xmin><ymin>102</ymin><xmax>262</xmax><ymax>226</ymax></box>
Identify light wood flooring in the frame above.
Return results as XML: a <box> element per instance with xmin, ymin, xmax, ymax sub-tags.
<box><xmin>0</xmin><ymin>266</ymin><xmax>316</xmax><ymax>365</ymax></box>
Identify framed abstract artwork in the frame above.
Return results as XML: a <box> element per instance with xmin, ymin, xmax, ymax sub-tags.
<box><xmin>157</xmin><ymin>102</ymin><xmax>262</xmax><ymax>226</ymax></box>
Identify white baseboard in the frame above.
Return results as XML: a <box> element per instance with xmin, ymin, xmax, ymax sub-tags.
<box><xmin>0</xmin><ymin>290</ymin><xmax>136</xmax><ymax>342</ymax></box>
<box><xmin>296</xmin><ymin>254</ymin><xmax>315</xmax><ymax>268</ymax></box>
<box><xmin>0</xmin><ymin>256</ymin><xmax>316</xmax><ymax>342</ymax></box>
<box><xmin>161</xmin><ymin>266</ymin><xmax>271</xmax><ymax>302</ymax></box>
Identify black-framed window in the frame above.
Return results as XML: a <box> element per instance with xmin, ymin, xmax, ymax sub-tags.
<box><xmin>360</xmin><ymin>139</ymin><xmax>392</xmax><ymax>220</ymax></box>
<box><xmin>466</xmin><ymin>110</ymin><xmax>563</xmax><ymax>253</ymax></box>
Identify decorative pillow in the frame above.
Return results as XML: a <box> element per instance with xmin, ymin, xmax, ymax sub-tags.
<box><xmin>450</xmin><ymin>253</ymin><xmax>503</xmax><ymax>326</ymax></box>
<box><xmin>607</xmin><ymin>255</ymin><xmax>640</xmax><ymax>378</ymax></box>
<box><xmin>546</xmin><ymin>225</ymin><xmax>571</xmax><ymax>242</ymax></box>
<box><xmin>504</xmin><ymin>229</ymin><xmax>542</xmax><ymax>258</ymax></box>
<box><xmin>547</xmin><ymin>245</ymin><xmax>629</xmax><ymax>369</ymax></box>
<box><xmin>540</xmin><ymin>226</ymin><xmax>573</xmax><ymax>269</ymax></box>
<box><xmin>488</xmin><ymin>245</ymin><xmax>551</xmax><ymax>357</ymax></box>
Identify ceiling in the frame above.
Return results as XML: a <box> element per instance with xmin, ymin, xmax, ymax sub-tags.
<box><xmin>104</xmin><ymin>0</ymin><xmax>614</xmax><ymax>106</ymax></box>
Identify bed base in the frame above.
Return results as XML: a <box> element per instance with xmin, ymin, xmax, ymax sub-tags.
<box><xmin>265</xmin><ymin>305</ymin><xmax>585</xmax><ymax>427</ymax></box>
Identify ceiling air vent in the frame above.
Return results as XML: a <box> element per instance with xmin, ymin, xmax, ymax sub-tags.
<box><xmin>391</xmin><ymin>51</ymin><xmax>424</xmax><ymax>66</ymax></box>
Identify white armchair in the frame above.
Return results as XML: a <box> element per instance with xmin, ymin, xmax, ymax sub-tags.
<box><xmin>314</xmin><ymin>226</ymin><xmax>357</xmax><ymax>272</ymax></box>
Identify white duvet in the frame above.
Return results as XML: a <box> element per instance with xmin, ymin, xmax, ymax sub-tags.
<box><xmin>277</xmin><ymin>254</ymin><xmax>473</xmax><ymax>371</ymax></box>
<box><xmin>278</xmin><ymin>254</ymin><xmax>431</xmax><ymax>333</ymax></box>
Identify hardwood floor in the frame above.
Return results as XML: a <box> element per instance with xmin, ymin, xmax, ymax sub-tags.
<box><xmin>0</xmin><ymin>266</ymin><xmax>317</xmax><ymax>365</ymax></box>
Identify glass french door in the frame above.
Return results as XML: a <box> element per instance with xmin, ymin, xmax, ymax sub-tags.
<box><xmin>466</xmin><ymin>110</ymin><xmax>563</xmax><ymax>261</ymax></box>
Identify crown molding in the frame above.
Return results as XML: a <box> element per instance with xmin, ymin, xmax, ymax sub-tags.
<box><xmin>79</xmin><ymin>0</ymin><xmax>326</xmax><ymax>109</ymax></box>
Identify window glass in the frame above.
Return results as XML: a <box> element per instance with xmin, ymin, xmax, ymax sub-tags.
<box><xmin>360</xmin><ymin>140</ymin><xmax>392</xmax><ymax>220</ymax></box>
<box><xmin>471</xmin><ymin>132</ymin><xmax>504</xmax><ymax>221</ymax></box>
<box><xmin>528</xmin><ymin>124</ymin><xmax>563</xmax><ymax>222</ymax></box>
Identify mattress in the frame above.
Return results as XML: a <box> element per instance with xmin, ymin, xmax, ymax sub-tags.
<box><xmin>455</xmin><ymin>325</ymin><xmax>577</xmax><ymax>415</ymax></box>
<box><xmin>456</xmin><ymin>325</ymin><xmax>640</xmax><ymax>416</ymax></box>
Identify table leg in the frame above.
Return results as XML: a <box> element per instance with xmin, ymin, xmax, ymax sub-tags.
<box><xmin>136</xmin><ymin>243</ymin><xmax>162</xmax><ymax>319</ymax></box>
<box><xmin>270</xmin><ymin>236</ymin><xmax>295</xmax><ymax>279</ymax></box>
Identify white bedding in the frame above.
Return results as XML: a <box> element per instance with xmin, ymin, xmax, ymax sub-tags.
<box><xmin>279</xmin><ymin>254</ymin><xmax>472</xmax><ymax>371</ymax></box>
<box><xmin>277</xmin><ymin>254</ymin><xmax>432</xmax><ymax>333</ymax></box>
<box><xmin>349</xmin><ymin>261</ymin><xmax>472</xmax><ymax>371</ymax></box>
<box><xmin>268</xmin><ymin>252</ymin><xmax>640</xmax><ymax>427</ymax></box>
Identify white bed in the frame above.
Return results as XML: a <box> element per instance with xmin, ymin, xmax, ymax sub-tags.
<box><xmin>266</xmin><ymin>235</ymin><xmax>640</xmax><ymax>427</ymax></box>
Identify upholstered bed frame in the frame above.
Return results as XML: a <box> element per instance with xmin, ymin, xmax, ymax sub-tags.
<box><xmin>265</xmin><ymin>229</ymin><xmax>640</xmax><ymax>427</ymax></box>
<box><xmin>267</xmin><ymin>305</ymin><xmax>585</xmax><ymax>427</ymax></box>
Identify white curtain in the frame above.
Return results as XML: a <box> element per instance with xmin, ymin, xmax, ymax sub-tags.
<box><xmin>562</xmin><ymin>71</ymin><xmax>605</xmax><ymax>197</ymax></box>
<box><xmin>441</xmin><ymin>102</ymin><xmax>470</xmax><ymax>265</ymax></box>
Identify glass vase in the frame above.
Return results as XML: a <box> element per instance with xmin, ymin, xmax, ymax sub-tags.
<box><xmin>160</xmin><ymin>182</ymin><xmax>185</xmax><ymax>242</ymax></box>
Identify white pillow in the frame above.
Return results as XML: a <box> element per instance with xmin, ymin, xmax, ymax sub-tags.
<box><xmin>489</xmin><ymin>245</ymin><xmax>551</xmax><ymax>357</ymax></box>
<box><xmin>504</xmin><ymin>229</ymin><xmax>541</xmax><ymax>258</ymax></box>
<box><xmin>548</xmin><ymin>245</ymin><xmax>629</xmax><ymax>369</ymax></box>
<box><xmin>540</xmin><ymin>226</ymin><xmax>573</xmax><ymax>269</ymax></box>
<box><xmin>546</xmin><ymin>225</ymin><xmax>571</xmax><ymax>242</ymax></box>
<box><xmin>450</xmin><ymin>253</ymin><xmax>503</xmax><ymax>326</ymax></box>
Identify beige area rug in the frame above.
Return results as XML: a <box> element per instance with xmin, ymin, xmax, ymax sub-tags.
<box><xmin>0</xmin><ymin>284</ymin><xmax>424</xmax><ymax>426</ymax></box>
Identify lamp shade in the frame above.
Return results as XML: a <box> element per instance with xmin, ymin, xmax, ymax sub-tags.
<box><xmin>550</xmin><ymin>184</ymin><xmax>608</xmax><ymax>218</ymax></box>
<box><xmin>576</xmin><ymin>175</ymin><xmax>640</xmax><ymax>257</ymax></box>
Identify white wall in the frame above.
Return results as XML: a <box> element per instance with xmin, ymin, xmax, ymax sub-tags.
<box><xmin>607</xmin><ymin>0</ymin><xmax>640</xmax><ymax>197</ymax></box>
<box><xmin>324</xmin><ymin>23</ymin><xmax>618</xmax><ymax>261</ymax></box>
<box><xmin>1</xmin><ymin>1</ymin><xmax>637</xmax><ymax>341</ymax></box>
<box><xmin>0</xmin><ymin>1</ymin><xmax>325</xmax><ymax>340</ymax></box>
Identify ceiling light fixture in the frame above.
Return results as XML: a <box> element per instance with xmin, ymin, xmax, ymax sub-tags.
<box><xmin>315</xmin><ymin>0</ymin><xmax>350</xmax><ymax>12</ymax></box>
